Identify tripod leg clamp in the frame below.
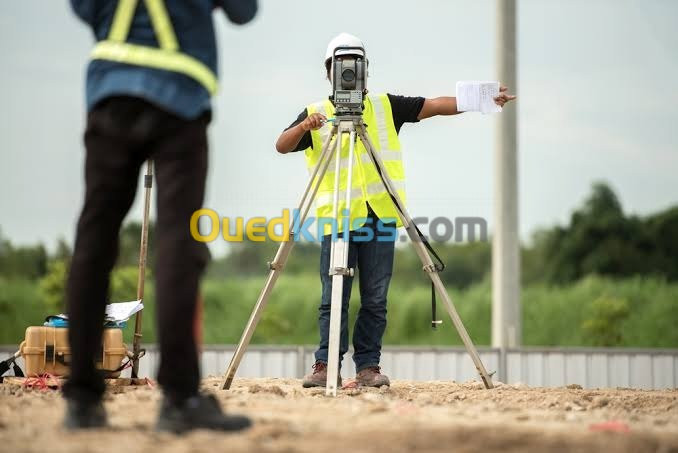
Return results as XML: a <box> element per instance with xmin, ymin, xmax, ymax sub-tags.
<box><xmin>329</xmin><ymin>267</ymin><xmax>354</xmax><ymax>277</ymax></box>
<box><xmin>127</xmin><ymin>349</ymin><xmax>146</xmax><ymax>360</ymax></box>
<box><xmin>423</xmin><ymin>264</ymin><xmax>440</xmax><ymax>273</ymax></box>
<box><xmin>268</xmin><ymin>261</ymin><xmax>284</xmax><ymax>271</ymax></box>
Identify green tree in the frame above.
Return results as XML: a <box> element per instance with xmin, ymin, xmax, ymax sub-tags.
<box><xmin>530</xmin><ymin>182</ymin><xmax>674</xmax><ymax>284</ymax></box>
<box><xmin>643</xmin><ymin>206</ymin><xmax>678</xmax><ymax>280</ymax></box>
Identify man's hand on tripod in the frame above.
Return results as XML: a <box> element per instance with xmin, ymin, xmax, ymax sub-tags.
<box><xmin>301</xmin><ymin>113</ymin><xmax>327</xmax><ymax>131</ymax></box>
<box><xmin>276</xmin><ymin>112</ymin><xmax>328</xmax><ymax>154</ymax></box>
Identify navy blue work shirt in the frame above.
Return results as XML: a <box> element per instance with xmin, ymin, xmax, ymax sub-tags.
<box><xmin>71</xmin><ymin>0</ymin><xmax>257</xmax><ymax>119</ymax></box>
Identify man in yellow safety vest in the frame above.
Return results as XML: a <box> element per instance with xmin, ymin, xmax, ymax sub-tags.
<box><xmin>276</xmin><ymin>33</ymin><xmax>515</xmax><ymax>388</ymax></box>
<box><xmin>64</xmin><ymin>0</ymin><xmax>256</xmax><ymax>432</ymax></box>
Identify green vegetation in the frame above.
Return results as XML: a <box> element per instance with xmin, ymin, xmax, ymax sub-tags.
<box><xmin>1</xmin><ymin>182</ymin><xmax>677</xmax><ymax>348</ymax></box>
<box><xmin>523</xmin><ymin>183</ymin><xmax>678</xmax><ymax>284</ymax></box>
<box><xmin>2</xmin><ymin>272</ymin><xmax>677</xmax><ymax>347</ymax></box>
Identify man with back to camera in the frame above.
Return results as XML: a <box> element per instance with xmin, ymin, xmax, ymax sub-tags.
<box><xmin>275</xmin><ymin>33</ymin><xmax>515</xmax><ymax>388</ymax></box>
<box><xmin>65</xmin><ymin>0</ymin><xmax>257</xmax><ymax>432</ymax></box>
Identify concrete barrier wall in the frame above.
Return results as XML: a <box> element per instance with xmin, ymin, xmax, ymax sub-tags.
<box><xmin>2</xmin><ymin>345</ymin><xmax>677</xmax><ymax>390</ymax></box>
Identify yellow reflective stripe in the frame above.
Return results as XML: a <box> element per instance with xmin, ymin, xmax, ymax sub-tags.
<box><xmin>327</xmin><ymin>150</ymin><xmax>402</xmax><ymax>173</ymax></box>
<box><xmin>315</xmin><ymin>181</ymin><xmax>405</xmax><ymax>208</ymax></box>
<box><xmin>369</xmin><ymin>95</ymin><xmax>390</xmax><ymax>151</ymax></box>
<box><xmin>322</xmin><ymin>149</ymin><xmax>403</xmax><ymax>175</ymax></box>
<box><xmin>316</xmin><ymin>188</ymin><xmax>364</xmax><ymax>208</ymax></box>
<box><xmin>109</xmin><ymin>0</ymin><xmax>138</xmax><ymax>42</ymax></box>
<box><xmin>366</xmin><ymin>180</ymin><xmax>404</xmax><ymax>196</ymax></box>
<box><xmin>310</xmin><ymin>130</ymin><xmax>401</xmax><ymax>170</ymax></box>
<box><xmin>324</xmin><ymin>156</ymin><xmax>356</xmax><ymax>172</ymax></box>
<box><xmin>92</xmin><ymin>41</ymin><xmax>218</xmax><ymax>95</ymax></box>
<box><xmin>144</xmin><ymin>0</ymin><xmax>178</xmax><ymax>51</ymax></box>
<box><xmin>360</xmin><ymin>150</ymin><xmax>401</xmax><ymax>164</ymax></box>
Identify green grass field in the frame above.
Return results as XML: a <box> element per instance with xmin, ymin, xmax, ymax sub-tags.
<box><xmin>1</xmin><ymin>274</ymin><xmax>677</xmax><ymax>348</ymax></box>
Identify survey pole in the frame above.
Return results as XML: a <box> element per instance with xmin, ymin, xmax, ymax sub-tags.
<box><xmin>492</xmin><ymin>0</ymin><xmax>521</xmax><ymax>355</ymax></box>
<box><xmin>132</xmin><ymin>160</ymin><xmax>153</xmax><ymax>378</ymax></box>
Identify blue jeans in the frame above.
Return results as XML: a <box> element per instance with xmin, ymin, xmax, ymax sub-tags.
<box><xmin>314</xmin><ymin>211</ymin><xmax>395</xmax><ymax>372</ymax></box>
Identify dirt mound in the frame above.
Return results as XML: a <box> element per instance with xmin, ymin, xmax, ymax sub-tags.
<box><xmin>1</xmin><ymin>377</ymin><xmax>676</xmax><ymax>452</ymax></box>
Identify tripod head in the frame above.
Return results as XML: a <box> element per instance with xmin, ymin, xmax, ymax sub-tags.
<box><xmin>329</xmin><ymin>46</ymin><xmax>368</xmax><ymax>117</ymax></box>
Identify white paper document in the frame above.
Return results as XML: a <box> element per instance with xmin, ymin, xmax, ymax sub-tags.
<box><xmin>105</xmin><ymin>300</ymin><xmax>144</xmax><ymax>322</ymax></box>
<box><xmin>456</xmin><ymin>81</ymin><xmax>502</xmax><ymax>114</ymax></box>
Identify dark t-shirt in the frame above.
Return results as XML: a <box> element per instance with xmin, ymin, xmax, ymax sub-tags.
<box><xmin>284</xmin><ymin>94</ymin><xmax>425</xmax><ymax>152</ymax></box>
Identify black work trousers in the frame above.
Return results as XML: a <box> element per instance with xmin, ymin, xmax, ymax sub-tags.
<box><xmin>63</xmin><ymin>96</ymin><xmax>210</xmax><ymax>402</ymax></box>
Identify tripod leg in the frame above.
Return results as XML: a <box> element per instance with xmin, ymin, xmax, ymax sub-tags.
<box><xmin>132</xmin><ymin>159</ymin><xmax>153</xmax><ymax>378</ymax></box>
<box><xmin>221</xmin><ymin>129</ymin><xmax>338</xmax><ymax>390</ymax></box>
<box><xmin>326</xmin><ymin>262</ymin><xmax>345</xmax><ymax>395</ymax></box>
<box><xmin>221</xmin><ymin>239</ymin><xmax>294</xmax><ymax>390</ymax></box>
<box><xmin>325</xmin><ymin>125</ymin><xmax>357</xmax><ymax>396</ymax></box>
<box><xmin>356</xmin><ymin>127</ymin><xmax>494</xmax><ymax>389</ymax></box>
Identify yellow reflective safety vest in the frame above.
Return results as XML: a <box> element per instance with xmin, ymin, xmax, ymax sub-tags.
<box><xmin>306</xmin><ymin>94</ymin><xmax>406</xmax><ymax>235</ymax></box>
<box><xmin>90</xmin><ymin>0</ymin><xmax>218</xmax><ymax>95</ymax></box>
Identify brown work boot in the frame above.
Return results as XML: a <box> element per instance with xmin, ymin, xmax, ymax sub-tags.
<box><xmin>302</xmin><ymin>362</ymin><xmax>342</xmax><ymax>388</ymax></box>
<box><xmin>356</xmin><ymin>366</ymin><xmax>390</xmax><ymax>387</ymax></box>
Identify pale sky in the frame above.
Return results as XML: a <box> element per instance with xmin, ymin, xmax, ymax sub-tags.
<box><xmin>1</xmin><ymin>0</ymin><xmax>677</xmax><ymax>257</ymax></box>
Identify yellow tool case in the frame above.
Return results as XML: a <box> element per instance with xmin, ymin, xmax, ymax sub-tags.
<box><xmin>19</xmin><ymin>327</ymin><xmax>128</xmax><ymax>378</ymax></box>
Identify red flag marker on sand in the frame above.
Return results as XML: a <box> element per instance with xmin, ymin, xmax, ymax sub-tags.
<box><xmin>589</xmin><ymin>421</ymin><xmax>631</xmax><ymax>433</ymax></box>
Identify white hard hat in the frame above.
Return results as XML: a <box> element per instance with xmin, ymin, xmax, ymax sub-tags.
<box><xmin>324</xmin><ymin>32</ymin><xmax>365</xmax><ymax>67</ymax></box>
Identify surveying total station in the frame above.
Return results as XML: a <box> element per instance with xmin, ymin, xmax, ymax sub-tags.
<box><xmin>222</xmin><ymin>47</ymin><xmax>495</xmax><ymax>395</ymax></box>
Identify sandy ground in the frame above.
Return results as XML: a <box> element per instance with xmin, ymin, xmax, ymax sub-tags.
<box><xmin>0</xmin><ymin>377</ymin><xmax>677</xmax><ymax>453</ymax></box>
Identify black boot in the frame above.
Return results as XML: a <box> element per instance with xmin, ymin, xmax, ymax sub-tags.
<box><xmin>63</xmin><ymin>398</ymin><xmax>108</xmax><ymax>430</ymax></box>
<box><xmin>156</xmin><ymin>393</ymin><xmax>251</xmax><ymax>434</ymax></box>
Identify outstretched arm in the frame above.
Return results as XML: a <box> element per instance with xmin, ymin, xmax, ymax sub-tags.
<box><xmin>417</xmin><ymin>86</ymin><xmax>516</xmax><ymax>120</ymax></box>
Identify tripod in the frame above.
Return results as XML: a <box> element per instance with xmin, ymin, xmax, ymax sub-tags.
<box><xmin>222</xmin><ymin>114</ymin><xmax>494</xmax><ymax>395</ymax></box>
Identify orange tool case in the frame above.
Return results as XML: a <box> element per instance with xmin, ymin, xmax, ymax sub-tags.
<box><xmin>19</xmin><ymin>326</ymin><xmax>128</xmax><ymax>378</ymax></box>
